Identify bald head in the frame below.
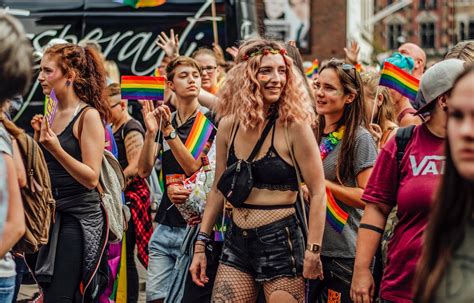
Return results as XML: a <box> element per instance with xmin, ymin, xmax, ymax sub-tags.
<box><xmin>398</xmin><ymin>43</ymin><xmax>426</xmax><ymax>79</ymax></box>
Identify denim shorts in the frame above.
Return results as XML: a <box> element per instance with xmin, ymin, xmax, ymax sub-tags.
<box><xmin>220</xmin><ymin>214</ymin><xmax>305</xmax><ymax>282</ymax></box>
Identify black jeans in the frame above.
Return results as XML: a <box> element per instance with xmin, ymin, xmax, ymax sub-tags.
<box><xmin>181</xmin><ymin>240</ymin><xmax>223</xmax><ymax>303</ymax></box>
<box><xmin>126</xmin><ymin>219</ymin><xmax>139</xmax><ymax>303</ymax></box>
<box><xmin>43</xmin><ymin>214</ymin><xmax>83</xmax><ymax>303</ymax></box>
<box><xmin>307</xmin><ymin>257</ymin><xmax>355</xmax><ymax>303</ymax></box>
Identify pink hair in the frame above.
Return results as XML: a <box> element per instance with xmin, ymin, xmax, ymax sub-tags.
<box><xmin>216</xmin><ymin>38</ymin><xmax>314</xmax><ymax>129</ymax></box>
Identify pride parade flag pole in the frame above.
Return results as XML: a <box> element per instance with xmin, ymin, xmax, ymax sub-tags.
<box><xmin>211</xmin><ymin>0</ymin><xmax>219</xmax><ymax>46</ymax></box>
<box><xmin>369</xmin><ymin>87</ymin><xmax>381</xmax><ymax>124</ymax></box>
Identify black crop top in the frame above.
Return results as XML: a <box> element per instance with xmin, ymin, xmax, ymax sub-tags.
<box><xmin>227</xmin><ymin>124</ymin><xmax>299</xmax><ymax>191</ymax></box>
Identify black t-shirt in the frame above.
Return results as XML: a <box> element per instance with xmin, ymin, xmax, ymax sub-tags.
<box><xmin>113</xmin><ymin>118</ymin><xmax>145</xmax><ymax>170</ymax></box>
<box><xmin>155</xmin><ymin>107</ymin><xmax>216</xmax><ymax>227</ymax></box>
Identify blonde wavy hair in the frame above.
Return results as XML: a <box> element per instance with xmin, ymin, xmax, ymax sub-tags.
<box><xmin>216</xmin><ymin>38</ymin><xmax>314</xmax><ymax>129</ymax></box>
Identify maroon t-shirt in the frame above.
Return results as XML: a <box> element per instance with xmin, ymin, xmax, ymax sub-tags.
<box><xmin>362</xmin><ymin>124</ymin><xmax>445</xmax><ymax>302</ymax></box>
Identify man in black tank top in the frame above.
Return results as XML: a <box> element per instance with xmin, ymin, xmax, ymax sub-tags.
<box><xmin>138</xmin><ymin>57</ymin><xmax>215</xmax><ymax>303</ymax></box>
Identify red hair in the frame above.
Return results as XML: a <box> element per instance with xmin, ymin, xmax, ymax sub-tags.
<box><xmin>44</xmin><ymin>43</ymin><xmax>111</xmax><ymax>123</ymax></box>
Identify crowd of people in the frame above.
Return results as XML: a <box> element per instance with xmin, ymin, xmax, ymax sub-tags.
<box><xmin>1</xmin><ymin>11</ymin><xmax>474</xmax><ymax>303</ymax></box>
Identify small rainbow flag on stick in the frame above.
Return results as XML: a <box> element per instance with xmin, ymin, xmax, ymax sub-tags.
<box><xmin>326</xmin><ymin>187</ymin><xmax>349</xmax><ymax>233</ymax></box>
<box><xmin>184</xmin><ymin>112</ymin><xmax>215</xmax><ymax>160</ymax></box>
<box><xmin>44</xmin><ymin>89</ymin><xmax>58</xmax><ymax>126</ymax></box>
<box><xmin>305</xmin><ymin>59</ymin><xmax>319</xmax><ymax>78</ymax></box>
<box><xmin>121</xmin><ymin>75</ymin><xmax>165</xmax><ymax>101</ymax></box>
<box><xmin>379</xmin><ymin>62</ymin><xmax>419</xmax><ymax>101</ymax></box>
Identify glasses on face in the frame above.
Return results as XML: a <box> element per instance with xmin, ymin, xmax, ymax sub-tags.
<box><xmin>201</xmin><ymin>66</ymin><xmax>217</xmax><ymax>73</ymax></box>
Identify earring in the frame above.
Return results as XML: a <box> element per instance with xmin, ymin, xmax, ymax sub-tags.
<box><xmin>66</xmin><ymin>80</ymin><xmax>71</xmax><ymax>87</ymax></box>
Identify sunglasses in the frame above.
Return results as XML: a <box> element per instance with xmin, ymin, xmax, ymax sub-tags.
<box><xmin>340</xmin><ymin>63</ymin><xmax>357</xmax><ymax>82</ymax></box>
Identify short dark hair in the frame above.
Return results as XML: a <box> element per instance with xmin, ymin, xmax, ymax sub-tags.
<box><xmin>165</xmin><ymin>56</ymin><xmax>202</xmax><ymax>81</ymax></box>
<box><xmin>0</xmin><ymin>13</ymin><xmax>33</xmax><ymax>106</ymax></box>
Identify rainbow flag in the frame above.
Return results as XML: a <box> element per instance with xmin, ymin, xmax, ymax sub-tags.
<box><xmin>305</xmin><ymin>59</ymin><xmax>319</xmax><ymax>78</ymax></box>
<box><xmin>326</xmin><ymin>187</ymin><xmax>349</xmax><ymax>233</ymax></box>
<box><xmin>184</xmin><ymin>112</ymin><xmax>215</xmax><ymax>160</ymax></box>
<box><xmin>121</xmin><ymin>75</ymin><xmax>165</xmax><ymax>101</ymax></box>
<box><xmin>115</xmin><ymin>0</ymin><xmax>166</xmax><ymax>8</ymax></box>
<box><xmin>44</xmin><ymin>89</ymin><xmax>58</xmax><ymax>126</ymax></box>
<box><xmin>213</xmin><ymin>215</ymin><xmax>230</xmax><ymax>242</ymax></box>
<box><xmin>379</xmin><ymin>62</ymin><xmax>419</xmax><ymax>101</ymax></box>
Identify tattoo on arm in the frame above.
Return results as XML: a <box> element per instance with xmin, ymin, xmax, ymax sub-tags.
<box><xmin>125</xmin><ymin>131</ymin><xmax>144</xmax><ymax>160</ymax></box>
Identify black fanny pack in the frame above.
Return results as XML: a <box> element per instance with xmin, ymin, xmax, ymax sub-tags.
<box><xmin>217</xmin><ymin>118</ymin><xmax>275</xmax><ymax>207</ymax></box>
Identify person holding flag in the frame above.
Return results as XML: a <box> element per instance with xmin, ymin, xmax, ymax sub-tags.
<box><xmin>137</xmin><ymin>56</ymin><xmax>216</xmax><ymax>303</ymax></box>
<box><xmin>308</xmin><ymin>59</ymin><xmax>378</xmax><ymax>303</ymax></box>
<box><xmin>350</xmin><ymin>59</ymin><xmax>466</xmax><ymax>303</ymax></box>
<box><xmin>382</xmin><ymin>53</ymin><xmax>423</xmax><ymax>127</ymax></box>
<box><xmin>190</xmin><ymin>38</ymin><xmax>326</xmax><ymax>303</ymax></box>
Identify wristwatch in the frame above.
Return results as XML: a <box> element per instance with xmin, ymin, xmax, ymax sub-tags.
<box><xmin>164</xmin><ymin>129</ymin><xmax>177</xmax><ymax>141</ymax></box>
<box><xmin>306</xmin><ymin>243</ymin><xmax>321</xmax><ymax>254</ymax></box>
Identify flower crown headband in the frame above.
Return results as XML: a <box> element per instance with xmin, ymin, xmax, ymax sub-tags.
<box><xmin>242</xmin><ymin>48</ymin><xmax>287</xmax><ymax>61</ymax></box>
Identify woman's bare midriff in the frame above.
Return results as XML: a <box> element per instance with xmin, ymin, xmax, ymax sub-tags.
<box><xmin>232</xmin><ymin>188</ymin><xmax>298</xmax><ymax>229</ymax></box>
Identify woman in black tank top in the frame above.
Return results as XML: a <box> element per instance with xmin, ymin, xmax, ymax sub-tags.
<box><xmin>32</xmin><ymin>43</ymin><xmax>111</xmax><ymax>303</ymax></box>
<box><xmin>189</xmin><ymin>38</ymin><xmax>327</xmax><ymax>303</ymax></box>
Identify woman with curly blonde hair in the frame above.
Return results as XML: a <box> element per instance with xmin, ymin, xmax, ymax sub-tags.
<box><xmin>189</xmin><ymin>38</ymin><xmax>326</xmax><ymax>302</ymax></box>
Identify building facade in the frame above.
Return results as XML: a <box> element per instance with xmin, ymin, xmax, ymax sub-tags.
<box><xmin>373</xmin><ymin>0</ymin><xmax>463</xmax><ymax>59</ymax></box>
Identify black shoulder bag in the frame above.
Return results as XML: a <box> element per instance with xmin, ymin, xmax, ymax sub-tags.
<box><xmin>217</xmin><ymin>118</ymin><xmax>275</xmax><ymax>207</ymax></box>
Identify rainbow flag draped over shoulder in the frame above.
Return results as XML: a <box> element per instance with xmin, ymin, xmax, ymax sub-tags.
<box><xmin>184</xmin><ymin>112</ymin><xmax>215</xmax><ymax>160</ymax></box>
<box><xmin>326</xmin><ymin>187</ymin><xmax>349</xmax><ymax>233</ymax></box>
<box><xmin>121</xmin><ymin>75</ymin><xmax>165</xmax><ymax>101</ymax></box>
<box><xmin>115</xmin><ymin>0</ymin><xmax>166</xmax><ymax>8</ymax></box>
<box><xmin>379</xmin><ymin>62</ymin><xmax>419</xmax><ymax>101</ymax></box>
<box><xmin>305</xmin><ymin>59</ymin><xmax>319</xmax><ymax>78</ymax></box>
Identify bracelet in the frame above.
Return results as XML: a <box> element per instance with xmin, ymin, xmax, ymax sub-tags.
<box><xmin>194</xmin><ymin>250</ymin><xmax>205</xmax><ymax>254</ymax></box>
<box><xmin>359</xmin><ymin>223</ymin><xmax>384</xmax><ymax>234</ymax></box>
<box><xmin>195</xmin><ymin>242</ymin><xmax>206</xmax><ymax>247</ymax></box>
<box><xmin>197</xmin><ymin>232</ymin><xmax>211</xmax><ymax>243</ymax></box>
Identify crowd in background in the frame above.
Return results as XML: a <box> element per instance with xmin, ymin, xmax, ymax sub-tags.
<box><xmin>1</xmin><ymin>10</ymin><xmax>474</xmax><ymax>303</ymax></box>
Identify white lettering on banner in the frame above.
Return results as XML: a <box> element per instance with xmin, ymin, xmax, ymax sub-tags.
<box><xmin>409</xmin><ymin>155</ymin><xmax>446</xmax><ymax>176</ymax></box>
<box><xmin>29</xmin><ymin>0</ymin><xmax>214</xmax><ymax>76</ymax></box>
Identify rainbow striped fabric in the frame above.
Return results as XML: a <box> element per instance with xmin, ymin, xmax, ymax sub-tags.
<box><xmin>121</xmin><ymin>75</ymin><xmax>165</xmax><ymax>101</ymax></box>
<box><xmin>326</xmin><ymin>187</ymin><xmax>349</xmax><ymax>234</ymax></box>
<box><xmin>379</xmin><ymin>62</ymin><xmax>419</xmax><ymax>101</ymax></box>
<box><xmin>305</xmin><ymin>59</ymin><xmax>319</xmax><ymax>78</ymax></box>
<box><xmin>116</xmin><ymin>0</ymin><xmax>166</xmax><ymax>8</ymax></box>
<box><xmin>44</xmin><ymin>89</ymin><xmax>58</xmax><ymax>126</ymax></box>
<box><xmin>184</xmin><ymin>112</ymin><xmax>215</xmax><ymax>160</ymax></box>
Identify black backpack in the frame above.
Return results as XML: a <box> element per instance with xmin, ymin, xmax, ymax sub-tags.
<box><xmin>395</xmin><ymin>125</ymin><xmax>416</xmax><ymax>179</ymax></box>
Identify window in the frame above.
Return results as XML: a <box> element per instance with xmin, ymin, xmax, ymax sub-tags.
<box><xmin>420</xmin><ymin>22</ymin><xmax>435</xmax><ymax>48</ymax></box>
<box><xmin>419</xmin><ymin>0</ymin><xmax>437</xmax><ymax>9</ymax></box>
<box><xmin>469</xmin><ymin>21</ymin><xmax>474</xmax><ymax>39</ymax></box>
<box><xmin>460</xmin><ymin>22</ymin><xmax>466</xmax><ymax>41</ymax></box>
<box><xmin>388</xmin><ymin>23</ymin><xmax>403</xmax><ymax>49</ymax></box>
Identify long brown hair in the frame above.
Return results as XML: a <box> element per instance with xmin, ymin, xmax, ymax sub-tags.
<box><xmin>414</xmin><ymin>65</ymin><xmax>474</xmax><ymax>303</ymax></box>
<box><xmin>315</xmin><ymin>59</ymin><xmax>368</xmax><ymax>184</ymax></box>
<box><xmin>44</xmin><ymin>43</ymin><xmax>110</xmax><ymax>123</ymax></box>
